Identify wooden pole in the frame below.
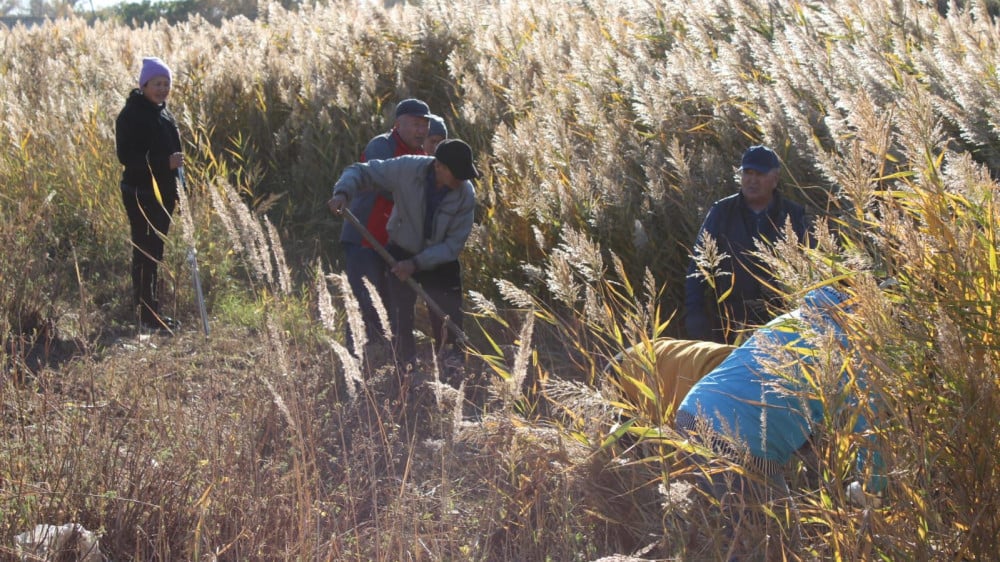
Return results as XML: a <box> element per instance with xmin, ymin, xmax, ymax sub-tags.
<box><xmin>340</xmin><ymin>207</ymin><xmax>469</xmax><ymax>344</ymax></box>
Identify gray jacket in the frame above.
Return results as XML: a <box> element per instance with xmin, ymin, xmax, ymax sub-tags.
<box><xmin>339</xmin><ymin>131</ymin><xmax>412</xmax><ymax>245</ymax></box>
<box><xmin>333</xmin><ymin>156</ymin><xmax>476</xmax><ymax>271</ymax></box>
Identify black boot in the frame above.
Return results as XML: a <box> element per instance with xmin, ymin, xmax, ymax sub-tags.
<box><xmin>140</xmin><ymin>302</ymin><xmax>179</xmax><ymax>334</ymax></box>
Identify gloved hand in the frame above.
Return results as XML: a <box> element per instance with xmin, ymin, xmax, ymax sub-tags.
<box><xmin>846</xmin><ymin>481</ymin><xmax>882</xmax><ymax>508</ymax></box>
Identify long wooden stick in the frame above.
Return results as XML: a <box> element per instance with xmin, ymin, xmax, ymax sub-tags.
<box><xmin>341</xmin><ymin>207</ymin><xmax>468</xmax><ymax>344</ymax></box>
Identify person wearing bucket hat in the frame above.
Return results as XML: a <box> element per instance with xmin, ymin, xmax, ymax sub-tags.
<box><xmin>328</xmin><ymin>139</ymin><xmax>479</xmax><ymax>368</ymax></box>
<box><xmin>423</xmin><ymin>114</ymin><xmax>448</xmax><ymax>154</ymax></box>
<box><xmin>339</xmin><ymin>98</ymin><xmax>433</xmax><ymax>352</ymax></box>
<box><xmin>684</xmin><ymin>144</ymin><xmax>810</xmax><ymax>344</ymax></box>
<box><xmin>115</xmin><ymin>56</ymin><xmax>184</xmax><ymax>334</ymax></box>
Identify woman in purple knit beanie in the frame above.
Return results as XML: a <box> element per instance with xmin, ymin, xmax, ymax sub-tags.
<box><xmin>114</xmin><ymin>56</ymin><xmax>185</xmax><ymax>333</ymax></box>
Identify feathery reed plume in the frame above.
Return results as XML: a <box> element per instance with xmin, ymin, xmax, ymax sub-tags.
<box><xmin>362</xmin><ymin>277</ymin><xmax>392</xmax><ymax>341</ymax></box>
<box><xmin>815</xmin><ymin>90</ymin><xmax>894</xmax><ymax>216</ymax></box>
<box><xmin>641</xmin><ymin>266</ymin><xmax>661</xmax><ymax>333</ymax></box>
<box><xmin>262</xmin><ymin>315</ymin><xmax>297</xmax><ymax>434</ymax></box>
<box><xmin>263</xmin><ymin>215</ymin><xmax>291</xmax><ymax>295</ymax></box>
<box><xmin>545</xmin><ymin>250</ymin><xmax>581</xmax><ymax>308</ymax></box>
<box><xmin>504</xmin><ymin>311</ymin><xmax>535</xmax><ymax>409</ymax></box>
<box><xmin>314</xmin><ymin>264</ymin><xmax>339</xmax><ymax>334</ymax></box>
<box><xmin>583</xmin><ymin>286</ymin><xmax>602</xmax><ymax>327</ymax></box>
<box><xmin>558</xmin><ymin>228</ymin><xmax>604</xmax><ymax>283</ymax></box>
<box><xmin>451</xmin><ymin>379</ymin><xmax>466</xmax><ymax>437</ymax></box>
<box><xmin>429</xmin><ymin>349</ymin><xmax>444</xmax><ymax>406</ymax></box>
<box><xmin>687</xmin><ymin>232</ymin><xmax>731</xmax><ymax>290</ymax></box>
<box><xmin>467</xmin><ymin>290</ymin><xmax>500</xmax><ymax>320</ymax></box>
<box><xmin>533</xmin><ymin>225</ymin><xmax>547</xmax><ymax>252</ymax></box>
<box><xmin>260</xmin><ymin>376</ymin><xmax>296</xmax><ymax>433</ymax></box>
<box><xmin>208</xmin><ymin>174</ymin><xmax>276</xmax><ymax>288</ymax></box>
<box><xmin>542</xmin><ymin>377</ymin><xmax>616</xmax><ymax>436</ymax></box>
<box><xmin>315</xmin><ymin>266</ymin><xmax>356</xmax><ymax>396</ymax></box>
<box><xmin>496</xmin><ymin>279</ymin><xmax>535</xmax><ymax>309</ymax></box>
<box><xmin>225</xmin><ymin>182</ymin><xmax>274</xmax><ymax>286</ymax></box>
<box><xmin>329</xmin><ymin>272</ymin><xmax>366</xmax><ymax>360</ymax></box>
<box><xmin>208</xmin><ymin>177</ymin><xmax>239</xmax><ymax>252</ymax></box>
<box><xmin>894</xmin><ymin>77</ymin><xmax>949</xmax><ymax>179</ymax></box>
<box><xmin>328</xmin><ymin>340</ymin><xmax>360</xmax><ymax>402</ymax></box>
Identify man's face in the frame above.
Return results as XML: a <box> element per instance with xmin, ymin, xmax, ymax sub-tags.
<box><xmin>423</xmin><ymin>134</ymin><xmax>446</xmax><ymax>155</ymax></box>
<box><xmin>396</xmin><ymin>114</ymin><xmax>430</xmax><ymax>151</ymax></box>
<box><xmin>740</xmin><ymin>168</ymin><xmax>779</xmax><ymax>210</ymax></box>
<box><xmin>433</xmin><ymin>160</ymin><xmax>462</xmax><ymax>189</ymax></box>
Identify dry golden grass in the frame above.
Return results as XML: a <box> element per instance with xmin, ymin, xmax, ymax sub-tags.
<box><xmin>2</xmin><ymin>0</ymin><xmax>1000</xmax><ymax>559</ymax></box>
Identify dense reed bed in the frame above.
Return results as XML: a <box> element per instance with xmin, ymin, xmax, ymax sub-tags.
<box><xmin>2</xmin><ymin>0</ymin><xmax>999</xmax><ymax>558</ymax></box>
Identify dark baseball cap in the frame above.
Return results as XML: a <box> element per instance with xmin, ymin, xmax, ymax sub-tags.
<box><xmin>395</xmin><ymin>98</ymin><xmax>431</xmax><ymax>118</ymax></box>
<box><xmin>434</xmin><ymin>139</ymin><xmax>480</xmax><ymax>181</ymax></box>
<box><xmin>740</xmin><ymin>145</ymin><xmax>780</xmax><ymax>172</ymax></box>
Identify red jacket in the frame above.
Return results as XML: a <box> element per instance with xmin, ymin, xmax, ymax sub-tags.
<box><xmin>359</xmin><ymin>129</ymin><xmax>425</xmax><ymax>247</ymax></box>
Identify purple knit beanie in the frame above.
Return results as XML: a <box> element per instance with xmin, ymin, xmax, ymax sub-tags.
<box><xmin>139</xmin><ymin>57</ymin><xmax>171</xmax><ymax>88</ymax></box>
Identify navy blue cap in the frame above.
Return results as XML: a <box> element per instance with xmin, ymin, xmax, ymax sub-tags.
<box><xmin>427</xmin><ymin>114</ymin><xmax>448</xmax><ymax>138</ymax></box>
<box><xmin>395</xmin><ymin>98</ymin><xmax>431</xmax><ymax>118</ymax></box>
<box><xmin>740</xmin><ymin>145</ymin><xmax>780</xmax><ymax>172</ymax></box>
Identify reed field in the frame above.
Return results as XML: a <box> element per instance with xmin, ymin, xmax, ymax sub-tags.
<box><xmin>2</xmin><ymin>0</ymin><xmax>1000</xmax><ymax>559</ymax></box>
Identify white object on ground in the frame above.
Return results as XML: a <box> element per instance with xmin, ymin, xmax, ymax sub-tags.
<box><xmin>14</xmin><ymin>523</ymin><xmax>105</xmax><ymax>561</ymax></box>
<box><xmin>847</xmin><ymin>480</ymin><xmax>882</xmax><ymax>508</ymax></box>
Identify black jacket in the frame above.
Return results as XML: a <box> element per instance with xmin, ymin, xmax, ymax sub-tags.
<box><xmin>115</xmin><ymin>89</ymin><xmax>181</xmax><ymax>199</ymax></box>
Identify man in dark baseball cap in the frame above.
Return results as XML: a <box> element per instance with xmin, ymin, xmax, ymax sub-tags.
<box><xmin>328</xmin><ymin>138</ymin><xmax>478</xmax><ymax>368</ymax></box>
<box><xmin>395</xmin><ymin>98</ymin><xmax>431</xmax><ymax>118</ymax></box>
<box><xmin>683</xmin><ymin>143</ymin><xmax>809</xmax><ymax>344</ymax></box>
<box><xmin>739</xmin><ymin>144</ymin><xmax>781</xmax><ymax>173</ymax></box>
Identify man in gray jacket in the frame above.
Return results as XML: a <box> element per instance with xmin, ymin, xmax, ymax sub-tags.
<box><xmin>328</xmin><ymin>139</ymin><xmax>479</xmax><ymax>364</ymax></box>
<box><xmin>341</xmin><ymin>98</ymin><xmax>432</xmax><ymax>351</ymax></box>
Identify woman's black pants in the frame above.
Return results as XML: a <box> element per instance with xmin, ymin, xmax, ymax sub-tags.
<box><xmin>121</xmin><ymin>184</ymin><xmax>175</xmax><ymax>324</ymax></box>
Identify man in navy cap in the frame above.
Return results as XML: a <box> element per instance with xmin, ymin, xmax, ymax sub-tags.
<box><xmin>423</xmin><ymin>114</ymin><xmax>448</xmax><ymax>155</ymax></box>
<box><xmin>340</xmin><ymin>98</ymin><xmax>432</xmax><ymax>352</ymax></box>
<box><xmin>684</xmin><ymin>145</ymin><xmax>810</xmax><ymax>344</ymax></box>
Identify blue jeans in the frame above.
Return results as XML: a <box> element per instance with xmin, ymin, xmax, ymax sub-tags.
<box><xmin>342</xmin><ymin>242</ymin><xmax>389</xmax><ymax>349</ymax></box>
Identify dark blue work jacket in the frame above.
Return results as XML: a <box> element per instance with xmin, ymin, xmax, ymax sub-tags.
<box><xmin>684</xmin><ymin>190</ymin><xmax>808</xmax><ymax>343</ymax></box>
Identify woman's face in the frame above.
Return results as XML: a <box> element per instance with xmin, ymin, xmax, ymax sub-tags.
<box><xmin>142</xmin><ymin>75</ymin><xmax>171</xmax><ymax>105</ymax></box>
